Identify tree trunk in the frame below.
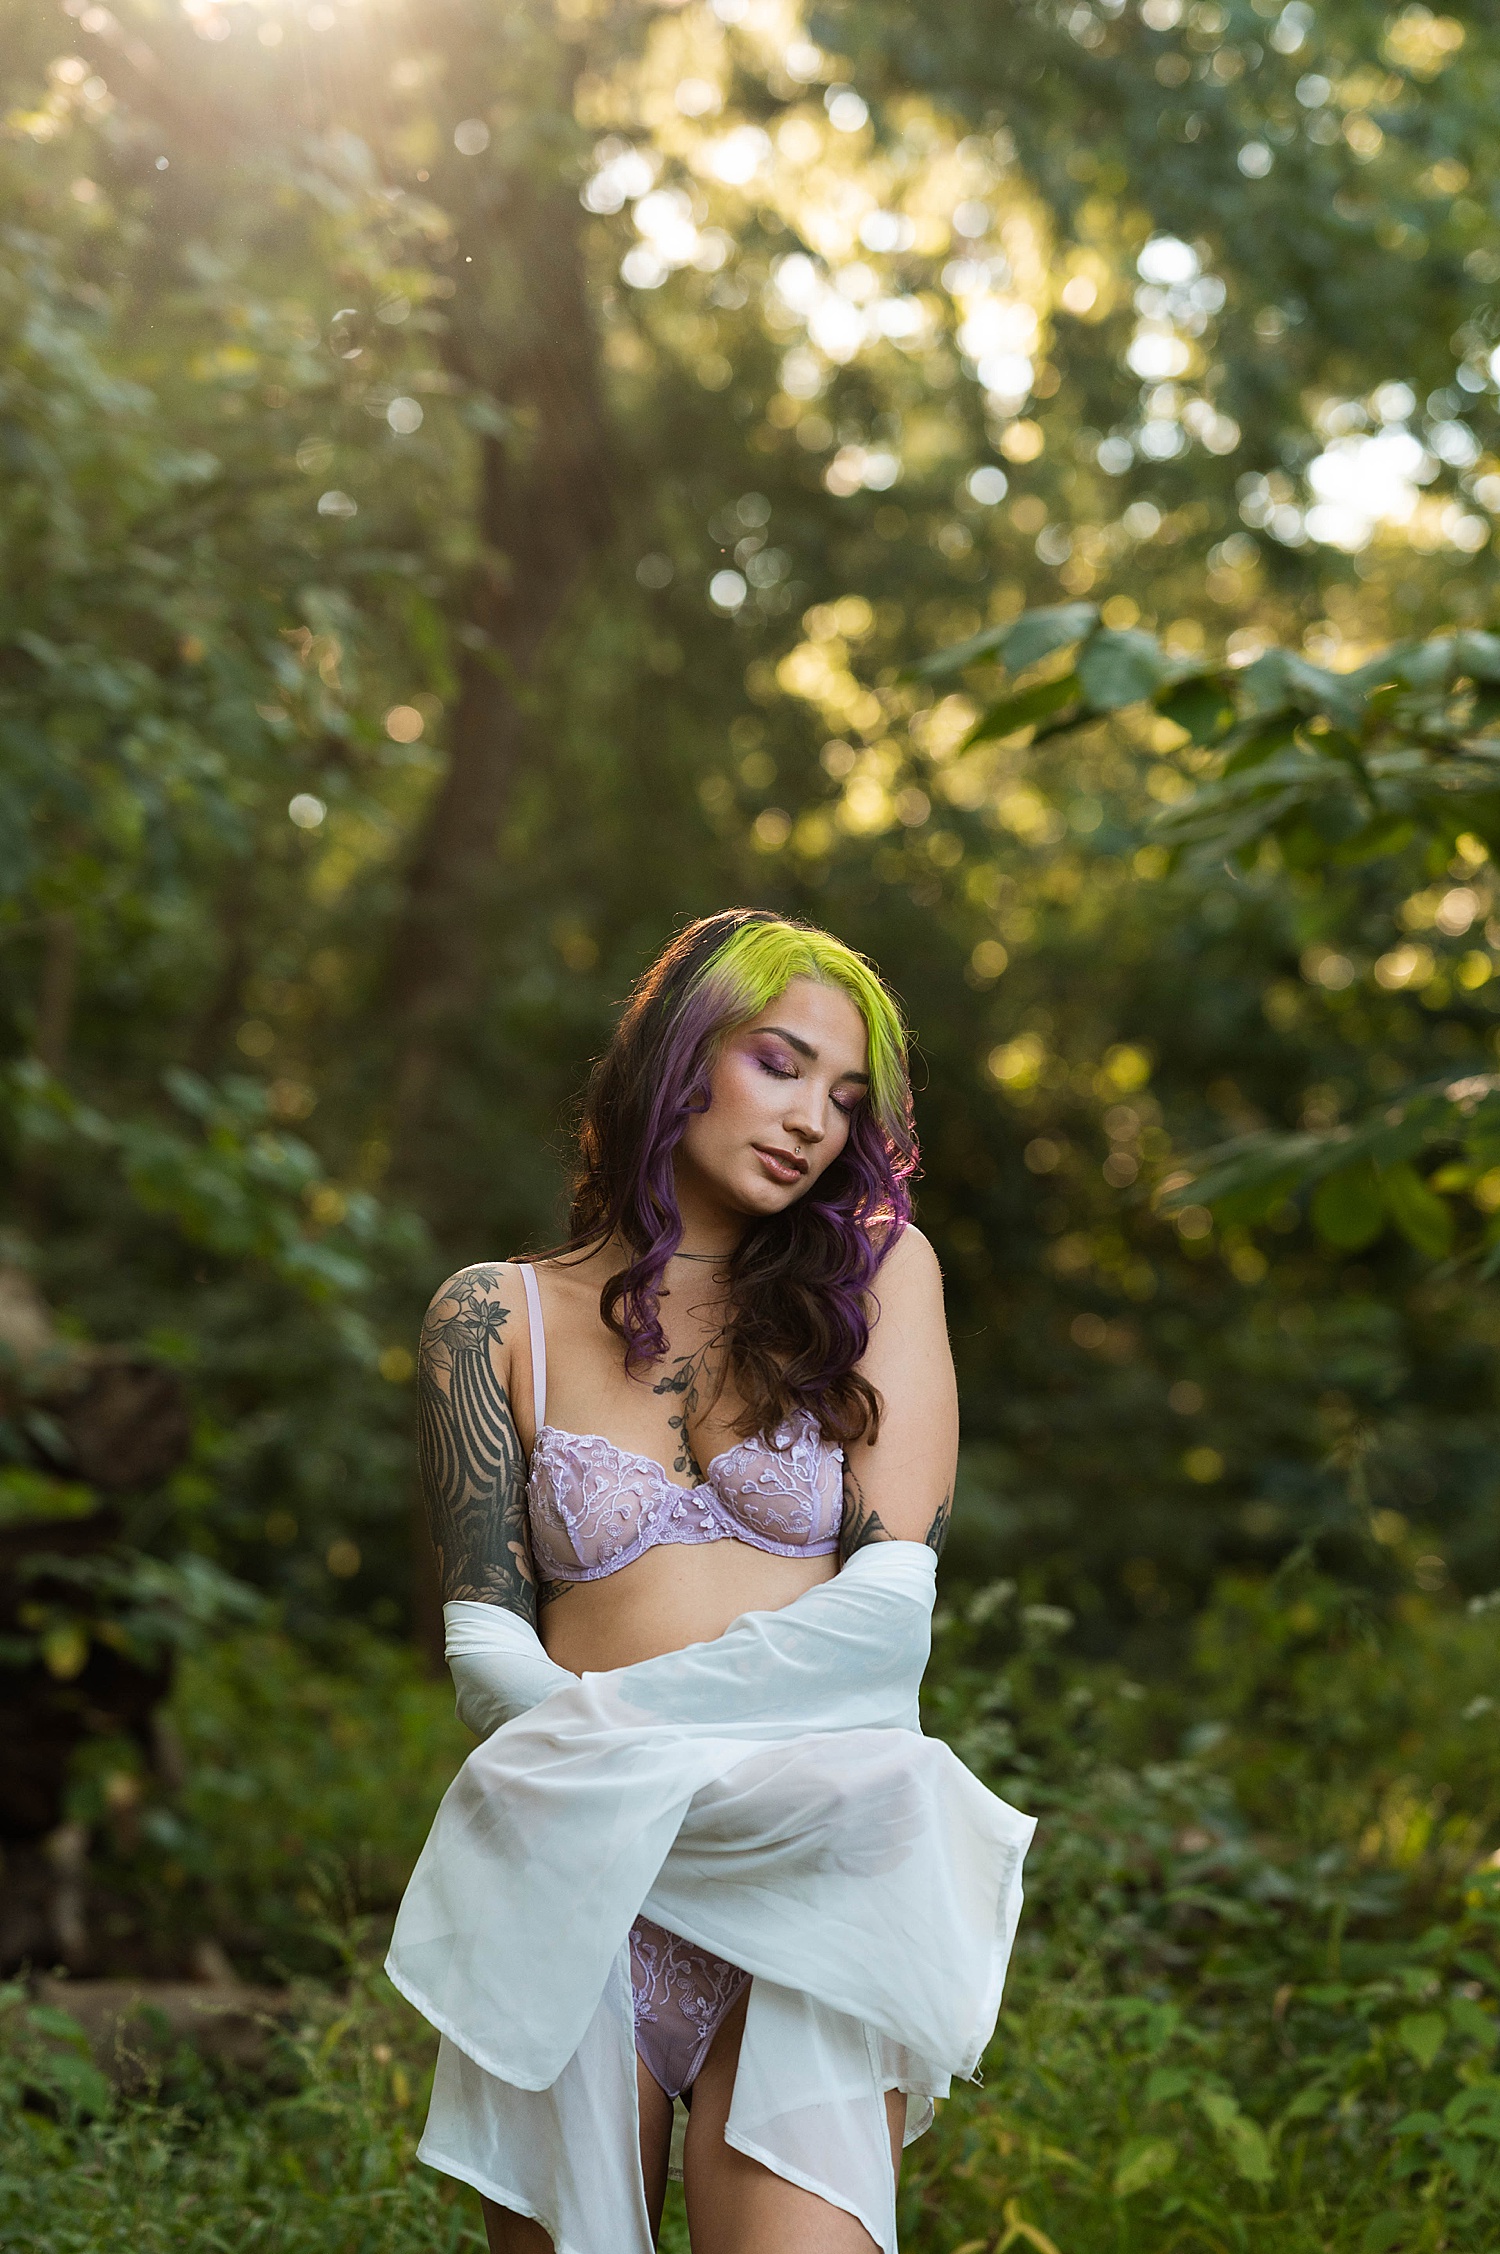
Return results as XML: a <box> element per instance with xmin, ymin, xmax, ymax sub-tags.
<box><xmin>386</xmin><ymin>162</ymin><xmax>615</xmax><ymax>1168</ymax></box>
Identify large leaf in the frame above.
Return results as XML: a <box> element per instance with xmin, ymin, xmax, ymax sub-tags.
<box><xmin>1379</xmin><ymin>1163</ymin><xmax>1455</xmax><ymax>1259</ymax></box>
<box><xmin>903</xmin><ymin>619</ymin><xmax>1014</xmax><ymax>681</ymax></box>
<box><xmin>1112</xmin><ymin>2136</ymin><xmax>1177</xmax><ymax>2198</ymax></box>
<box><xmin>1001</xmin><ymin>601</ymin><xmax>1099</xmax><ymax>675</ymax></box>
<box><xmin>1222</xmin><ymin>716</ymin><xmax>1300</xmax><ymax>775</ymax></box>
<box><xmin>905</xmin><ymin>601</ymin><xmax>1098</xmax><ymax>682</ymax></box>
<box><xmin>1156</xmin><ymin>671</ymin><xmax>1234</xmax><ymax>745</ymax></box>
<box><xmin>965</xmin><ymin>673</ymin><xmax>1080</xmax><ymax>746</ymax></box>
<box><xmin>1238</xmin><ymin>648</ymin><xmax>1367</xmax><ymax>733</ymax></box>
<box><xmin>1077</xmin><ymin>627</ymin><xmax>1169</xmax><ymax>712</ymax></box>
<box><xmin>1455</xmin><ymin>630</ymin><xmax>1500</xmax><ymax>684</ymax></box>
<box><xmin>1197</xmin><ymin>2090</ymin><xmax>1274</xmax><ymax>2184</ymax></box>
<box><xmin>1311</xmin><ymin>1162</ymin><xmax>1385</xmax><ymax>1251</ymax></box>
<box><xmin>1397</xmin><ymin>2012</ymin><xmax>1447</xmax><ymax>2070</ymax></box>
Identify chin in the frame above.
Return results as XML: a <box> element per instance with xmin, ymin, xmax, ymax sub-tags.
<box><xmin>713</xmin><ymin>1169</ymin><xmax>804</xmax><ymax>1219</ymax></box>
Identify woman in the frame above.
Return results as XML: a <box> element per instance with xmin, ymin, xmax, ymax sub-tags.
<box><xmin>388</xmin><ymin>909</ymin><xmax>1032</xmax><ymax>2254</ymax></box>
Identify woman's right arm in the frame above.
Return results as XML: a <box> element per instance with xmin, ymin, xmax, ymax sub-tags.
<box><xmin>418</xmin><ymin>1263</ymin><xmax>537</xmax><ymax>1623</ymax></box>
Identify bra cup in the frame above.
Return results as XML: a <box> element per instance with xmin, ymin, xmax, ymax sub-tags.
<box><xmin>710</xmin><ymin>1416</ymin><xmax>844</xmax><ymax>1549</ymax></box>
<box><xmin>529</xmin><ymin>1430</ymin><xmax>717</xmax><ymax>1579</ymax></box>
<box><xmin>527</xmin><ymin>1412</ymin><xmax>843</xmax><ymax>1582</ymax></box>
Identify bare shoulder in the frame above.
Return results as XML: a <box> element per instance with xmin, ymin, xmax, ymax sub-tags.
<box><xmin>869</xmin><ymin>1224</ymin><xmax>945</xmax><ymax>1315</ymax></box>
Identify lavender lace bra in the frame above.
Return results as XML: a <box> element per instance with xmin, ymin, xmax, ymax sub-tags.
<box><xmin>518</xmin><ymin>1264</ymin><xmax>844</xmax><ymax>1584</ymax></box>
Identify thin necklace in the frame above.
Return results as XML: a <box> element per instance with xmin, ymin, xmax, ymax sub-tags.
<box><xmin>669</xmin><ymin>1249</ymin><xmax>732</xmax><ymax>1262</ymax></box>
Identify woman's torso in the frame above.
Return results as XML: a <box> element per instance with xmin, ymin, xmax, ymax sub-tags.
<box><xmin>513</xmin><ymin>1254</ymin><xmax>842</xmax><ymax>1675</ymax></box>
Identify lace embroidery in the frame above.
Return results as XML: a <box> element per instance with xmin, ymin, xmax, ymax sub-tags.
<box><xmin>528</xmin><ymin>1411</ymin><xmax>843</xmax><ymax>1583</ymax></box>
<box><xmin>629</xmin><ymin>1915</ymin><xmax>749</xmax><ymax>2099</ymax></box>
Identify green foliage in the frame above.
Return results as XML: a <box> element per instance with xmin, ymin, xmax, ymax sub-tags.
<box><xmin>118</xmin><ymin>1627</ymin><xmax>470</xmax><ymax>1972</ymax></box>
<box><xmin>3</xmin><ymin>1574</ymin><xmax>1498</xmax><ymax>2247</ymax></box>
<box><xmin>6</xmin><ymin>0</ymin><xmax>1500</xmax><ymax>1637</ymax></box>
<box><xmin>916</xmin><ymin>594</ymin><xmax>1500</xmax><ymax>1352</ymax></box>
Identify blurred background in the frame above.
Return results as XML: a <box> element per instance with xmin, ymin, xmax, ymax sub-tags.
<box><xmin>2</xmin><ymin>0</ymin><xmax>1498</xmax><ymax>2246</ymax></box>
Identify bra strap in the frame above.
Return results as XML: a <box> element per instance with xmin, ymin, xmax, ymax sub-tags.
<box><xmin>517</xmin><ymin>1263</ymin><xmax>547</xmax><ymax>1431</ymax></box>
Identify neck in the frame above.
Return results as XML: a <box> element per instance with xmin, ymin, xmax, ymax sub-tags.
<box><xmin>669</xmin><ymin>1158</ymin><xmax>747</xmax><ymax>1264</ymax></box>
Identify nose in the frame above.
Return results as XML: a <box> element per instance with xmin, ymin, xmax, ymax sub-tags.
<box><xmin>784</xmin><ymin>1092</ymin><xmax>824</xmax><ymax>1145</ymax></box>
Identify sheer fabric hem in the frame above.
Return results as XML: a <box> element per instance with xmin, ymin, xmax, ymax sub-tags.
<box><xmin>414</xmin><ymin>2141</ymin><xmax>573</xmax><ymax>2254</ymax></box>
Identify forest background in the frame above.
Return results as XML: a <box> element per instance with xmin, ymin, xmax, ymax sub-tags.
<box><xmin>2</xmin><ymin>0</ymin><xmax>1499</xmax><ymax>2246</ymax></box>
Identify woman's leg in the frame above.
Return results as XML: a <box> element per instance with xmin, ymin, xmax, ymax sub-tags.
<box><xmin>682</xmin><ymin>1989</ymin><xmax>905</xmax><ymax>2254</ymax></box>
<box><xmin>479</xmin><ymin>2055</ymin><xmax>674</xmax><ymax>2254</ymax></box>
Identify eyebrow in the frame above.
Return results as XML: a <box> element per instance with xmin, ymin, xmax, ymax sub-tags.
<box><xmin>756</xmin><ymin>1024</ymin><xmax>870</xmax><ymax>1084</ymax></box>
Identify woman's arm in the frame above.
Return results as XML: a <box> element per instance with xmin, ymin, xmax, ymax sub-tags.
<box><xmin>838</xmin><ymin>1226</ymin><xmax>959</xmax><ymax>1560</ymax></box>
<box><xmin>418</xmin><ymin>1263</ymin><xmax>537</xmax><ymax>1620</ymax></box>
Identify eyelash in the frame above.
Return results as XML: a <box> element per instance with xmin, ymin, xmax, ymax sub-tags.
<box><xmin>756</xmin><ymin>1055</ymin><xmax>861</xmax><ymax>1115</ymax></box>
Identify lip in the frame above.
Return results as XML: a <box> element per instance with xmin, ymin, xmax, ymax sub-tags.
<box><xmin>753</xmin><ymin>1144</ymin><xmax>808</xmax><ymax>1185</ymax></box>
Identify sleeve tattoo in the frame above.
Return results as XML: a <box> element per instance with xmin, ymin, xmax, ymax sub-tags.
<box><xmin>837</xmin><ymin>1469</ymin><xmax>953</xmax><ymax>1562</ymax></box>
<box><xmin>418</xmin><ymin>1266</ymin><xmax>537</xmax><ymax>1622</ymax></box>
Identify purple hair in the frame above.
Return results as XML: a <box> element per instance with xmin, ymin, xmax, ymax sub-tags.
<box><xmin>563</xmin><ymin>910</ymin><xmax>917</xmax><ymax>1445</ymax></box>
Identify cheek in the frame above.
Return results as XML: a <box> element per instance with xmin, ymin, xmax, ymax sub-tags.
<box><xmin>682</xmin><ymin>1056</ymin><xmax>768</xmax><ymax>1164</ymax></box>
<box><xmin>708</xmin><ymin>1052</ymin><xmax>780</xmax><ymax>1129</ymax></box>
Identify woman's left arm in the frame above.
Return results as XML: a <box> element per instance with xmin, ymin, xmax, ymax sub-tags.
<box><xmin>838</xmin><ymin>1226</ymin><xmax>959</xmax><ymax>1559</ymax></box>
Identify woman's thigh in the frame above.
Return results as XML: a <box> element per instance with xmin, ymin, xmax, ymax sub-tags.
<box><xmin>480</xmin><ymin>2055</ymin><xmax>674</xmax><ymax>2253</ymax></box>
<box><xmin>682</xmin><ymin>1988</ymin><xmax>904</xmax><ymax>2254</ymax></box>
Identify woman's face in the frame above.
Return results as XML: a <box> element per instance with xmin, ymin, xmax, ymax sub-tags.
<box><xmin>674</xmin><ymin>977</ymin><xmax>871</xmax><ymax>1224</ymax></box>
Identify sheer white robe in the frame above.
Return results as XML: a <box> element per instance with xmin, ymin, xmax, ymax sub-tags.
<box><xmin>386</xmin><ymin>1542</ymin><xmax>1034</xmax><ymax>2254</ymax></box>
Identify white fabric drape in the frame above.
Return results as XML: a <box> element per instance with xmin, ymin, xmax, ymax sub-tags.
<box><xmin>386</xmin><ymin>1543</ymin><xmax>1034</xmax><ymax>2254</ymax></box>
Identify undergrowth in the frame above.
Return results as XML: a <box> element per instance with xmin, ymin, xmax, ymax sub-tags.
<box><xmin>2</xmin><ymin>1561</ymin><xmax>1496</xmax><ymax>2251</ymax></box>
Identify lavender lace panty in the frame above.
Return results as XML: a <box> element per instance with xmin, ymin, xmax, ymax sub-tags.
<box><xmin>628</xmin><ymin>1914</ymin><xmax>749</xmax><ymax>2100</ymax></box>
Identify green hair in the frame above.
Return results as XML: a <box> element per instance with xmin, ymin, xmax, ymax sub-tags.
<box><xmin>689</xmin><ymin>916</ymin><xmax>909</xmax><ymax>1135</ymax></box>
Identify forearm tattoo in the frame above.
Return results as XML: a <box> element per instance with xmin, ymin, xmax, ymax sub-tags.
<box><xmin>838</xmin><ymin>1467</ymin><xmax>889</xmax><ymax>1561</ymax></box>
<box><xmin>837</xmin><ymin>1471</ymin><xmax>953</xmax><ymax>1561</ymax></box>
<box><xmin>418</xmin><ymin>1266</ymin><xmax>537</xmax><ymax>1622</ymax></box>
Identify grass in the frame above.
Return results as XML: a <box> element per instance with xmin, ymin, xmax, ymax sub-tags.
<box><xmin>3</xmin><ymin>1564</ymin><xmax>1497</xmax><ymax>2251</ymax></box>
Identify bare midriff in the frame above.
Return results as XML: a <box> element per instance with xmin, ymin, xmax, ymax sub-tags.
<box><xmin>537</xmin><ymin>1537</ymin><xmax>838</xmax><ymax>1675</ymax></box>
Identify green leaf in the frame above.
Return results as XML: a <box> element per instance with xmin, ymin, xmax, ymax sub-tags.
<box><xmin>1331</xmin><ymin>811</ymin><xmax>1415</xmax><ymax>864</ymax></box>
<box><xmin>1001</xmin><ymin>601</ymin><xmax>1100</xmax><ymax>674</ymax></box>
<box><xmin>37</xmin><ymin>2048</ymin><xmax>113</xmax><ymax>2117</ymax></box>
<box><xmin>904</xmin><ymin>620</ymin><xmax>1014</xmax><ymax>680</ymax></box>
<box><xmin>905</xmin><ymin>601</ymin><xmax>1099</xmax><ymax>682</ymax></box>
<box><xmin>1397</xmin><ymin>2011</ymin><xmax>1447</xmax><ymax>2070</ymax></box>
<box><xmin>1077</xmin><ymin>627</ymin><xmax>1169</xmax><ymax>711</ymax></box>
<box><xmin>1361</xmin><ymin>2217</ymin><xmax>1407</xmax><ymax>2254</ymax></box>
<box><xmin>1112</xmin><ymin>2137</ymin><xmax>1177</xmax><ymax>2198</ymax></box>
<box><xmin>1311</xmin><ymin>1162</ymin><xmax>1385</xmax><ymax>1251</ymax></box>
<box><xmin>1144</xmin><ymin>2066</ymin><xmax>1193</xmax><ymax>2105</ymax></box>
<box><xmin>1224</xmin><ymin>2114</ymin><xmax>1273</xmax><ymax>2184</ymax></box>
<box><xmin>1240</xmin><ymin>648</ymin><xmax>1366</xmax><ymax>731</ymax></box>
<box><xmin>1379</xmin><ymin>1165</ymin><xmax>1455</xmax><ymax>1259</ymax></box>
<box><xmin>1222</xmin><ymin>717</ymin><xmax>1299</xmax><ymax>775</ymax></box>
<box><xmin>1448</xmin><ymin>1994</ymin><xmax>1499</xmax><ymax>2047</ymax></box>
<box><xmin>964</xmin><ymin>673</ymin><xmax>1080</xmax><ymax>746</ymax></box>
<box><xmin>1392</xmin><ymin>2110</ymin><xmax>1445</xmax><ymax>2138</ymax></box>
<box><xmin>1455</xmin><ymin>630</ymin><xmax>1500</xmax><ymax>684</ymax></box>
<box><xmin>1197</xmin><ymin>2089</ymin><xmax>1239</xmax><ymax>2133</ymax></box>
<box><xmin>27</xmin><ymin>2005</ymin><xmax>92</xmax><ymax>2047</ymax></box>
<box><xmin>1196</xmin><ymin>2088</ymin><xmax>1273</xmax><ymax>2183</ymax></box>
<box><xmin>1156</xmin><ymin>673</ymin><xmax>1234</xmax><ymax>745</ymax></box>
